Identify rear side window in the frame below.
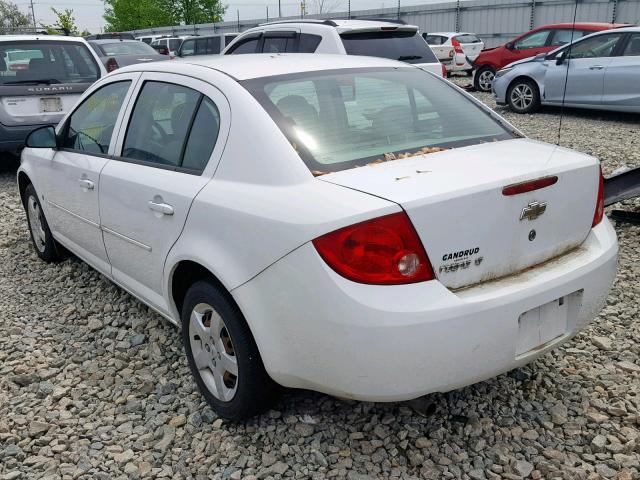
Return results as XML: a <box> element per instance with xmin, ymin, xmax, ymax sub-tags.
<box><xmin>62</xmin><ymin>81</ymin><xmax>131</xmax><ymax>154</ymax></box>
<box><xmin>263</xmin><ymin>36</ymin><xmax>291</xmax><ymax>53</ymax></box>
<box><xmin>169</xmin><ymin>39</ymin><xmax>181</xmax><ymax>52</ymax></box>
<box><xmin>182</xmin><ymin>98</ymin><xmax>221</xmax><ymax>172</ymax></box>
<box><xmin>623</xmin><ymin>33</ymin><xmax>640</xmax><ymax>56</ymax></box>
<box><xmin>423</xmin><ymin>35</ymin><xmax>446</xmax><ymax>45</ymax></box>
<box><xmin>122</xmin><ymin>82</ymin><xmax>200</xmax><ymax>167</ymax></box>
<box><xmin>0</xmin><ymin>41</ymin><xmax>99</xmax><ymax>85</ymax></box>
<box><xmin>549</xmin><ymin>29</ymin><xmax>585</xmax><ymax>46</ymax></box>
<box><xmin>299</xmin><ymin>34</ymin><xmax>322</xmax><ymax>53</ymax></box>
<box><xmin>226</xmin><ymin>37</ymin><xmax>259</xmax><ymax>54</ymax></box>
<box><xmin>340</xmin><ymin>31</ymin><xmax>438</xmax><ymax>64</ymax></box>
<box><xmin>454</xmin><ymin>34</ymin><xmax>481</xmax><ymax>44</ymax></box>
<box><xmin>121</xmin><ymin>81</ymin><xmax>220</xmax><ymax>173</ymax></box>
<box><xmin>181</xmin><ymin>39</ymin><xmax>195</xmax><ymax>56</ymax></box>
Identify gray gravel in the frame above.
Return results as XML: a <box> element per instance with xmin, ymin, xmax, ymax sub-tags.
<box><xmin>1</xmin><ymin>86</ymin><xmax>639</xmax><ymax>480</ymax></box>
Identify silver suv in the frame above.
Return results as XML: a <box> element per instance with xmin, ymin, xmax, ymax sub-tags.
<box><xmin>0</xmin><ymin>35</ymin><xmax>106</xmax><ymax>155</ymax></box>
<box><xmin>223</xmin><ymin>19</ymin><xmax>444</xmax><ymax>77</ymax></box>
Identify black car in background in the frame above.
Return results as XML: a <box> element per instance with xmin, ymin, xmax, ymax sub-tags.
<box><xmin>87</xmin><ymin>39</ymin><xmax>169</xmax><ymax>71</ymax></box>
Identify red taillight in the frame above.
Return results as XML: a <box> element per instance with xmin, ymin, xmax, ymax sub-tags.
<box><xmin>312</xmin><ymin>212</ymin><xmax>435</xmax><ymax>285</ymax></box>
<box><xmin>106</xmin><ymin>57</ymin><xmax>119</xmax><ymax>72</ymax></box>
<box><xmin>592</xmin><ymin>167</ymin><xmax>604</xmax><ymax>227</ymax></box>
<box><xmin>441</xmin><ymin>63</ymin><xmax>447</xmax><ymax>77</ymax></box>
<box><xmin>451</xmin><ymin>39</ymin><xmax>464</xmax><ymax>54</ymax></box>
<box><xmin>502</xmin><ymin>176</ymin><xmax>558</xmax><ymax>196</ymax></box>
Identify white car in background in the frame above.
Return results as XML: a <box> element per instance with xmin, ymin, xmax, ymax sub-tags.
<box><xmin>423</xmin><ymin>32</ymin><xmax>484</xmax><ymax>74</ymax></box>
<box><xmin>18</xmin><ymin>54</ymin><xmax>616</xmax><ymax>420</ymax></box>
<box><xmin>0</xmin><ymin>35</ymin><xmax>106</xmax><ymax>155</ymax></box>
<box><xmin>223</xmin><ymin>19</ymin><xmax>446</xmax><ymax>77</ymax></box>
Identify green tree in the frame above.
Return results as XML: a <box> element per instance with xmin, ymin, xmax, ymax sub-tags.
<box><xmin>0</xmin><ymin>0</ymin><xmax>30</xmax><ymax>34</ymax></box>
<box><xmin>103</xmin><ymin>0</ymin><xmax>226</xmax><ymax>31</ymax></box>
<box><xmin>41</xmin><ymin>8</ymin><xmax>80</xmax><ymax>35</ymax></box>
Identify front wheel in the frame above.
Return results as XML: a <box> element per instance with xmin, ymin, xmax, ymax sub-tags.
<box><xmin>181</xmin><ymin>279</ymin><xmax>280</xmax><ymax>420</ymax></box>
<box><xmin>507</xmin><ymin>78</ymin><xmax>541</xmax><ymax>114</ymax></box>
<box><xmin>23</xmin><ymin>184</ymin><xmax>62</xmax><ymax>262</ymax></box>
<box><xmin>474</xmin><ymin>66</ymin><xmax>495</xmax><ymax>92</ymax></box>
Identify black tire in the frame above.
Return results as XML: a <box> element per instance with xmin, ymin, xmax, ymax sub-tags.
<box><xmin>474</xmin><ymin>66</ymin><xmax>495</xmax><ymax>92</ymax></box>
<box><xmin>506</xmin><ymin>78</ymin><xmax>541</xmax><ymax>114</ymax></box>
<box><xmin>23</xmin><ymin>183</ymin><xmax>62</xmax><ymax>263</ymax></box>
<box><xmin>181</xmin><ymin>279</ymin><xmax>280</xmax><ymax>420</ymax></box>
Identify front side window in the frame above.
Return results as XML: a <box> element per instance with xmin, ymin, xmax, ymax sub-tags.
<box><xmin>568</xmin><ymin>33</ymin><xmax>624</xmax><ymax>59</ymax></box>
<box><xmin>341</xmin><ymin>31</ymin><xmax>438</xmax><ymax>64</ymax></box>
<box><xmin>122</xmin><ymin>82</ymin><xmax>201</xmax><ymax>167</ymax></box>
<box><xmin>622</xmin><ymin>33</ymin><xmax>640</xmax><ymax>56</ymax></box>
<box><xmin>226</xmin><ymin>37</ymin><xmax>259</xmax><ymax>54</ymax></box>
<box><xmin>169</xmin><ymin>39</ymin><xmax>181</xmax><ymax>52</ymax></box>
<box><xmin>62</xmin><ymin>81</ymin><xmax>131</xmax><ymax>154</ymax></box>
<box><xmin>243</xmin><ymin>68</ymin><xmax>512</xmax><ymax>174</ymax></box>
<box><xmin>0</xmin><ymin>41</ymin><xmax>99</xmax><ymax>85</ymax></box>
<box><xmin>514</xmin><ymin>29</ymin><xmax>550</xmax><ymax>49</ymax></box>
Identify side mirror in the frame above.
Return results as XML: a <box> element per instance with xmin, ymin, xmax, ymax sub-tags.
<box><xmin>25</xmin><ymin>125</ymin><xmax>57</xmax><ymax>149</ymax></box>
<box><xmin>505</xmin><ymin>42</ymin><xmax>515</xmax><ymax>50</ymax></box>
<box><xmin>555</xmin><ymin>51</ymin><xmax>566</xmax><ymax>65</ymax></box>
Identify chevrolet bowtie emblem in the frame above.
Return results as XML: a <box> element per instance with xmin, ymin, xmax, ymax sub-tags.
<box><xmin>520</xmin><ymin>201</ymin><xmax>547</xmax><ymax>221</ymax></box>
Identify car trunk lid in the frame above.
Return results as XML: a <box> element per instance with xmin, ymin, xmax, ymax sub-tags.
<box><xmin>319</xmin><ymin>138</ymin><xmax>600</xmax><ymax>289</ymax></box>
<box><xmin>0</xmin><ymin>83</ymin><xmax>89</xmax><ymax>126</ymax></box>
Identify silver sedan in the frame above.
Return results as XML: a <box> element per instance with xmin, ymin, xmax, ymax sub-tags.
<box><xmin>493</xmin><ymin>26</ymin><xmax>640</xmax><ymax>114</ymax></box>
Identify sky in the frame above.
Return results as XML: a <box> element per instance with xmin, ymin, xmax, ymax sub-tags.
<box><xmin>12</xmin><ymin>0</ymin><xmax>446</xmax><ymax>34</ymax></box>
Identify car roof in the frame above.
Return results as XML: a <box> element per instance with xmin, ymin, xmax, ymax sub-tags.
<box><xmin>534</xmin><ymin>22</ymin><xmax>632</xmax><ymax>30</ymax></box>
<box><xmin>90</xmin><ymin>39</ymin><xmax>140</xmax><ymax>44</ymax></box>
<box><xmin>117</xmin><ymin>53</ymin><xmax>411</xmax><ymax>80</ymax></box>
<box><xmin>427</xmin><ymin>32</ymin><xmax>476</xmax><ymax>36</ymax></box>
<box><xmin>0</xmin><ymin>35</ymin><xmax>87</xmax><ymax>43</ymax></box>
<box><xmin>259</xmin><ymin>18</ymin><xmax>418</xmax><ymax>33</ymax></box>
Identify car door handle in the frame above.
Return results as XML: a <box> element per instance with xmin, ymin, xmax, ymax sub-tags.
<box><xmin>148</xmin><ymin>201</ymin><xmax>174</xmax><ymax>216</ymax></box>
<box><xmin>78</xmin><ymin>179</ymin><xmax>94</xmax><ymax>190</ymax></box>
<box><xmin>589</xmin><ymin>65</ymin><xmax>605</xmax><ymax>70</ymax></box>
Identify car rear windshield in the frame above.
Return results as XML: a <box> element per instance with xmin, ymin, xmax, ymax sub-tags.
<box><xmin>340</xmin><ymin>30</ymin><xmax>438</xmax><ymax>64</ymax></box>
<box><xmin>243</xmin><ymin>67</ymin><xmax>513</xmax><ymax>174</ymax></box>
<box><xmin>99</xmin><ymin>41</ymin><xmax>157</xmax><ymax>55</ymax></box>
<box><xmin>0</xmin><ymin>40</ymin><xmax>99</xmax><ymax>85</ymax></box>
<box><xmin>455</xmin><ymin>34</ymin><xmax>482</xmax><ymax>44</ymax></box>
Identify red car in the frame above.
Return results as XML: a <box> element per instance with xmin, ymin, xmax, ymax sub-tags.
<box><xmin>473</xmin><ymin>22</ymin><xmax>630</xmax><ymax>91</ymax></box>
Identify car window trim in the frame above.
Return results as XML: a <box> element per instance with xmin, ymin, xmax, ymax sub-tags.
<box><xmin>58</xmin><ymin>79</ymin><xmax>133</xmax><ymax>157</ymax></box>
<box><xmin>117</xmin><ymin>79</ymin><xmax>211</xmax><ymax>175</ymax></box>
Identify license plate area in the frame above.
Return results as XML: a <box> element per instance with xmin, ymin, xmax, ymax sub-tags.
<box><xmin>40</xmin><ymin>97</ymin><xmax>62</xmax><ymax>113</ymax></box>
<box><xmin>515</xmin><ymin>292</ymin><xmax>581</xmax><ymax>358</ymax></box>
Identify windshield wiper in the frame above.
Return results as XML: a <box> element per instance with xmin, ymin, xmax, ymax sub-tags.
<box><xmin>2</xmin><ymin>78</ymin><xmax>61</xmax><ymax>85</ymax></box>
<box><xmin>398</xmin><ymin>55</ymin><xmax>422</xmax><ymax>61</ymax></box>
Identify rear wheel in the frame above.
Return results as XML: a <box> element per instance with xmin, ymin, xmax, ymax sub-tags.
<box><xmin>23</xmin><ymin>184</ymin><xmax>62</xmax><ymax>262</ymax></box>
<box><xmin>507</xmin><ymin>78</ymin><xmax>541</xmax><ymax>114</ymax></box>
<box><xmin>474</xmin><ymin>66</ymin><xmax>495</xmax><ymax>92</ymax></box>
<box><xmin>181</xmin><ymin>279</ymin><xmax>280</xmax><ymax>420</ymax></box>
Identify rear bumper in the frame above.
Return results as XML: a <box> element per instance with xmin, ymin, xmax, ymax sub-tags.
<box><xmin>0</xmin><ymin>122</ymin><xmax>52</xmax><ymax>152</ymax></box>
<box><xmin>232</xmin><ymin>219</ymin><xmax>617</xmax><ymax>401</ymax></box>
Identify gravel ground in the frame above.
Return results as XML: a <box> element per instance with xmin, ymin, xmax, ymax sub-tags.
<box><xmin>1</xmin><ymin>85</ymin><xmax>639</xmax><ymax>480</ymax></box>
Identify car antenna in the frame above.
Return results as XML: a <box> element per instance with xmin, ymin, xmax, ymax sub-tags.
<box><xmin>556</xmin><ymin>0</ymin><xmax>579</xmax><ymax>146</ymax></box>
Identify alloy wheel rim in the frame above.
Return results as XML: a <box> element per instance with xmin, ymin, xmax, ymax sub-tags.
<box><xmin>479</xmin><ymin>70</ymin><xmax>494</xmax><ymax>90</ymax></box>
<box><xmin>510</xmin><ymin>84</ymin><xmax>534</xmax><ymax>110</ymax></box>
<box><xmin>189</xmin><ymin>303</ymin><xmax>238</xmax><ymax>401</ymax></box>
<box><xmin>27</xmin><ymin>195</ymin><xmax>46</xmax><ymax>253</ymax></box>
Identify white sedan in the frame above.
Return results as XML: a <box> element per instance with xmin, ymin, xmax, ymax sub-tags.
<box><xmin>18</xmin><ymin>54</ymin><xmax>617</xmax><ymax>420</ymax></box>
